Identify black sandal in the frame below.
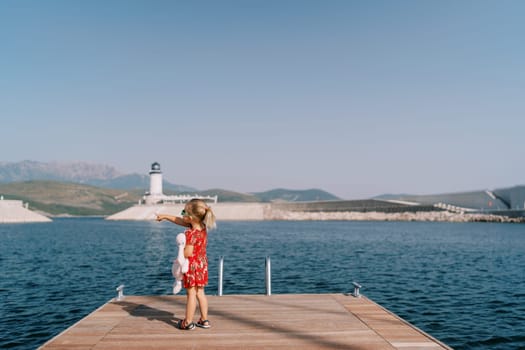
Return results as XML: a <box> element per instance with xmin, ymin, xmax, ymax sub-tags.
<box><xmin>196</xmin><ymin>318</ymin><xmax>211</xmax><ymax>329</ymax></box>
<box><xmin>177</xmin><ymin>319</ymin><xmax>195</xmax><ymax>330</ymax></box>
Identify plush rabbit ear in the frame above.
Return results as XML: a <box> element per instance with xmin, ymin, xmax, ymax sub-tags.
<box><xmin>176</xmin><ymin>232</ymin><xmax>186</xmax><ymax>244</ymax></box>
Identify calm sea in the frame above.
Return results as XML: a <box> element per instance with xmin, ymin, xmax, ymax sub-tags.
<box><xmin>1</xmin><ymin>218</ymin><xmax>524</xmax><ymax>349</ymax></box>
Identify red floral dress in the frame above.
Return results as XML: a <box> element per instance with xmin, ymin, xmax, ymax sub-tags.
<box><xmin>183</xmin><ymin>228</ymin><xmax>208</xmax><ymax>288</ymax></box>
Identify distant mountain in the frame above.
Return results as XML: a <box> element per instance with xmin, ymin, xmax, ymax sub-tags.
<box><xmin>252</xmin><ymin>188</ymin><xmax>340</xmax><ymax>202</ymax></box>
<box><xmin>0</xmin><ymin>160</ymin><xmax>121</xmax><ymax>183</ymax></box>
<box><xmin>0</xmin><ymin>160</ymin><xmax>195</xmax><ymax>192</ymax></box>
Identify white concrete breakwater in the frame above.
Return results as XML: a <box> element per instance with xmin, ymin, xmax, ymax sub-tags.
<box><xmin>0</xmin><ymin>199</ymin><xmax>52</xmax><ymax>223</ymax></box>
<box><xmin>106</xmin><ymin>202</ymin><xmax>523</xmax><ymax>223</ymax></box>
<box><xmin>106</xmin><ymin>203</ymin><xmax>270</xmax><ymax>221</ymax></box>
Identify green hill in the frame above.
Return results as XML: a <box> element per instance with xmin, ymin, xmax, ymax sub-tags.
<box><xmin>0</xmin><ymin>181</ymin><xmax>141</xmax><ymax>216</ymax></box>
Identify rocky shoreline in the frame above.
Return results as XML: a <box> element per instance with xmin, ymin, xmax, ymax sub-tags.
<box><xmin>268</xmin><ymin>210</ymin><xmax>525</xmax><ymax>223</ymax></box>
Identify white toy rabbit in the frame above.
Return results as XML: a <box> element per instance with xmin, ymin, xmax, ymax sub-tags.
<box><xmin>171</xmin><ymin>233</ymin><xmax>189</xmax><ymax>294</ymax></box>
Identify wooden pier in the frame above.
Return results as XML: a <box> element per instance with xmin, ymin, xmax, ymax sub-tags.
<box><xmin>39</xmin><ymin>294</ymin><xmax>452</xmax><ymax>349</ymax></box>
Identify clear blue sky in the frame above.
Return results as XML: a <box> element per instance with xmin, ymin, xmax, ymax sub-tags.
<box><xmin>1</xmin><ymin>0</ymin><xmax>524</xmax><ymax>199</ymax></box>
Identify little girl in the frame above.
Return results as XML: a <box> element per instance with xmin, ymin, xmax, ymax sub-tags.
<box><xmin>156</xmin><ymin>198</ymin><xmax>216</xmax><ymax>330</ymax></box>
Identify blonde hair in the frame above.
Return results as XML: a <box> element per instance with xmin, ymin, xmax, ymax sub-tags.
<box><xmin>186</xmin><ymin>198</ymin><xmax>216</xmax><ymax>230</ymax></box>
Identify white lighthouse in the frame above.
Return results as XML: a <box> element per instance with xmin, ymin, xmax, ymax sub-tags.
<box><xmin>141</xmin><ymin>162</ymin><xmax>217</xmax><ymax>205</ymax></box>
<box><xmin>149</xmin><ymin>162</ymin><xmax>163</xmax><ymax>196</ymax></box>
<box><xmin>144</xmin><ymin>162</ymin><xmax>163</xmax><ymax>205</ymax></box>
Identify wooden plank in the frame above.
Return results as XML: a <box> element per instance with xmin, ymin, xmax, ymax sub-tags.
<box><xmin>39</xmin><ymin>294</ymin><xmax>451</xmax><ymax>350</ymax></box>
<box><xmin>333</xmin><ymin>294</ymin><xmax>453</xmax><ymax>350</ymax></box>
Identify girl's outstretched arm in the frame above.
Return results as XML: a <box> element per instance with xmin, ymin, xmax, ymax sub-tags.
<box><xmin>156</xmin><ymin>214</ymin><xmax>191</xmax><ymax>227</ymax></box>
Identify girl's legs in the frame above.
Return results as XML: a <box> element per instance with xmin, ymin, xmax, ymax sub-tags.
<box><xmin>185</xmin><ymin>287</ymin><xmax>197</xmax><ymax>323</ymax></box>
<box><xmin>196</xmin><ymin>287</ymin><xmax>208</xmax><ymax>321</ymax></box>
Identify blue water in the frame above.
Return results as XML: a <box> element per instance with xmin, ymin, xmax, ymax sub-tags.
<box><xmin>1</xmin><ymin>219</ymin><xmax>524</xmax><ymax>349</ymax></box>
